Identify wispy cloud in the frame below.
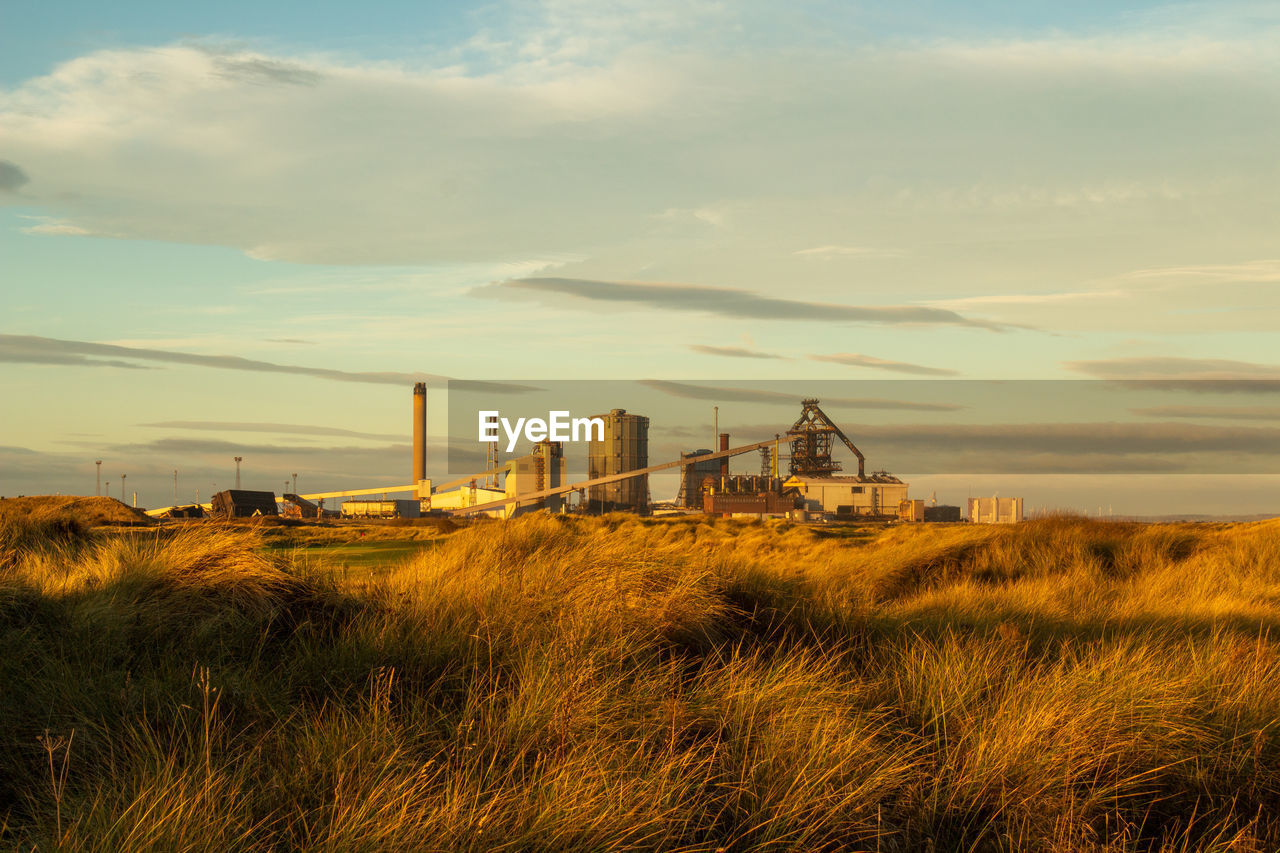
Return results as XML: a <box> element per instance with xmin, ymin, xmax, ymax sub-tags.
<box><xmin>1064</xmin><ymin>356</ymin><xmax>1280</xmax><ymax>394</ymax></box>
<box><xmin>793</xmin><ymin>245</ymin><xmax>904</xmax><ymax>258</ymax></box>
<box><xmin>1130</xmin><ymin>405</ymin><xmax>1280</xmax><ymax>421</ymax></box>
<box><xmin>18</xmin><ymin>215</ymin><xmax>91</xmax><ymax>236</ymax></box>
<box><xmin>639</xmin><ymin>379</ymin><xmax>964</xmax><ymax>411</ymax></box>
<box><xmin>0</xmin><ymin>334</ymin><xmax>536</xmax><ymax>392</ymax></box>
<box><xmin>854</xmin><ymin>421</ymin><xmax>1280</xmax><ymax>455</ymax></box>
<box><xmin>479</xmin><ymin>278</ymin><xmax>1013</xmax><ymax>330</ymax></box>
<box><xmin>1119</xmin><ymin>260</ymin><xmax>1280</xmax><ymax>283</ymax></box>
<box><xmin>688</xmin><ymin>344</ymin><xmax>784</xmax><ymax>360</ymax></box>
<box><xmin>1065</xmin><ymin>356</ymin><xmax>1280</xmax><ymax>379</ymax></box>
<box><xmin>810</xmin><ymin>352</ymin><xmax>958</xmax><ymax>376</ymax></box>
<box><xmin>139</xmin><ymin>421</ymin><xmax>403</xmax><ymax>442</ymax></box>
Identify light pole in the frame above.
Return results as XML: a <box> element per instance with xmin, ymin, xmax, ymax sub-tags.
<box><xmin>120</xmin><ymin>473</ymin><xmax>126</xmax><ymax>502</ymax></box>
<box><xmin>173</xmin><ymin>470</ymin><xmax>179</xmax><ymax>505</ymax></box>
<box><xmin>96</xmin><ymin>460</ymin><xmax>102</xmax><ymax>496</ymax></box>
<box><xmin>292</xmin><ymin>473</ymin><xmax>298</xmax><ymax>494</ymax></box>
<box><xmin>234</xmin><ymin>457</ymin><xmax>243</xmax><ymax>490</ymax></box>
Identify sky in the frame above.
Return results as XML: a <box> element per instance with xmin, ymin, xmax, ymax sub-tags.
<box><xmin>1</xmin><ymin>0</ymin><xmax>1278</xmax><ymax>513</ymax></box>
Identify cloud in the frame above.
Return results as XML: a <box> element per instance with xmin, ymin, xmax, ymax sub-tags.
<box><xmin>0</xmin><ymin>159</ymin><xmax>29</xmax><ymax>193</ymax></box>
<box><xmin>2</xmin><ymin>16</ymin><xmax>1269</xmax><ymax>279</ymax></box>
<box><xmin>138</xmin><ymin>421</ymin><xmax>403</xmax><ymax>442</ymax></box>
<box><xmin>210</xmin><ymin>54</ymin><xmax>324</xmax><ymax>87</ymax></box>
<box><xmin>655</xmin><ymin>419</ymin><xmax>1280</xmax><ymax>473</ymax></box>
<box><xmin>638</xmin><ymin>379</ymin><xmax>964</xmax><ymax>411</ymax></box>
<box><xmin>793</xmin><ymin>245</ymin><xmax>903</xmax><ymax>258</ymax></box>
<box><xmin>115</xmin><ymin>437</ymin><xmax>409</xmax><ymax>458</ymax></box>
<box><xmin>929</xmin><ymin>255</ymin><xmax>1280</xmax><ymax>334</ymax></box>
<box><xmin>0</xmin><ymin>334</ymin><xmax>537</xmax><ymax>392</ymax></box>
<box><xmin>1065</xmin><ymin>356</ymin><xmax>1280</xmax><ymax>380</ymax></box>
<box><xmin>688</xmin><ymin>344</ymin><xmax>783</xmax><ymax>360</ymax></box>
<box><xmin>1119</xmin><ymin>260</ymin><xmax>1280</xmax><ymax>283</ymax></box>
<box><xmin>810</xmin><ymin>352</ymin><xmax>959</xmax><ymax>376</ymax></box>
<box><xmin>861</xmin><ymin>421</ymin><xmax>1280</xmax><ymax>474</ymax></box>
<box><xmin>1129</xmin><ymin>405</ymin><xmax>1280</xmax><ymax>422</ymax></box>
<box><xmin>0</xmin><ymin>344</ymin><xmax>152</xmax><ymax>370</ymax></box>
<box><xmin>855</xmin><ymin>421</ymin><xmax>1280</xmax><ymax>457</ymax></box>
<box><xmin>480</xmin><ymin>278</ymin><xmax>1011</xmax><ymax>330</ymax></box>
<box><xmin>18</xmin><ymin>215</ymin><xmax>91</xmax><ymax>236</ymax></box>
<box><xmin>1064</xmin><ymin>357</ymin><xmax>1280</xmax><ymax>394</ymax></box>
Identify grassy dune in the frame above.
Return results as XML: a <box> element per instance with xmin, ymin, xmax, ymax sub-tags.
<box><xmin>2</xmin><ymin>513</ymin><xmax>1279</xmax><ymax>851</ymax></box>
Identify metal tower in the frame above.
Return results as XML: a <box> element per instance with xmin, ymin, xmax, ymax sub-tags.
<box><xmin>786</xmin><ymin>399</ymin><xmax>866</xmax><ymax>479</ymax></box>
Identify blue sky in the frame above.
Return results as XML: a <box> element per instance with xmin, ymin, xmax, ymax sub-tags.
<box><xmin>2</xmin><ymin>0</ymin><xmax>1278</xmax><ymax>512</ymax></box>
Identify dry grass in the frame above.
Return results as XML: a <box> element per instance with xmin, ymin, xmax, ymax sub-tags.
<box><xmin>2</xmin><ymin>511</ymin><xmax>1279</xmax><ymax>851</ymax></box>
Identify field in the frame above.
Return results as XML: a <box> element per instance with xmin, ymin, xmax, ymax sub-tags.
<box><xmin>2</xmin><ymin>502</ymin><xmax>1280</xmax><ymax>851</ymax></box>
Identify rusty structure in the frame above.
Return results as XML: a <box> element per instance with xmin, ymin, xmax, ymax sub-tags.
<box><xmin>701</xmin><ymin>474</ymin><xmax>793</xmax><ymax>516</ymax></box>
<box><xmin>281</xmin><ymin>493</ymin><xmax>322</xmax><ymax>519</ymax></box>
<box><xmin>210</xmin><ymin>490</ymin><xmax>279</xmax><ymax>518</ymax></box>
<box><xmin>158</xmin><ymin>504</ymin><xmax>204</xmax><ymax>519</ymax></box>
<box><xmin>677</xmin><ymin>449</ymin><xmax>722</xmax><ymax>507</ymax></box>
<box><xmin>786</xmin><ymin>398</ymin><xmax>866</xmax><ymax>479</ymax></box>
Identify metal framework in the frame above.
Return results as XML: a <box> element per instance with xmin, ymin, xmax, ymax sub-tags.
<box><xmin>446</xmin><ymin>437</ymin><xmax>782</xmax><ymax>516</ymax></box>
<box><xmin>786</xmin><ymin>398</ymin><xmax>866</xmax><ymax>479</ymax></box>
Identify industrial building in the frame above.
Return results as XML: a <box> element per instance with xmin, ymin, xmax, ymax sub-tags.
<box><xmin>703</xmin><ymin>475</ymin><xmax>792</xmax><ymax>516</ymax></box>
<box><xmin>157</xmin><ymin>504</ymin><xmax>204</xmax><ymax>519</ymax></box>
<box><xmin>969</xmin><ymin>497</ymin><xmax>1024</xmax><ymax>524</ymax></box>
<box><xmin>771</xmin><ymin>399</ymin><xmax>910</xmax><ymax>517</ymax></box>
<box><xmin>210</xmin><ymin>490</ymin><xmax>279</xmax><ymax>518</ymax></box>
<box><xmin>341</xmin><ymin>498</ymin><xmax>421</xmax><ymax>519</ymax></box>
<box><xmin>587</xmin><ymin>409</ymin><xmax>649</xmax><ymax>512</ymax></box>
<box><xmin>280</xmin><ymin>493</ymin><xmax>325</xmax><ymax>519</ymax></box>
<box><xmin>264</xmin><ymin>389</ymin><xmax>922</xmax><ymax>523</ymax></box>
<box><xmin>924</xmin><ymin>504</ymin><xmax>962</xmax><ymax>522</ymax></box>
<box><xmin>678</xmin><ymin>448</ymin><xmax>722</xmax><ymax>507</ymax></box>
<box><xmin>785</xmin><ymin>474</ymin><xmax>909</xmax><ymax>516</ymax></box>
<box><xmin>427</xmin><ymin>439</ymin><xmax>566</xmax><ymax>519</ymax></box>
<box><xmin>898</xmin><ymin>499</ymin><xmax>925</xmax><ymax>522</ymax></box>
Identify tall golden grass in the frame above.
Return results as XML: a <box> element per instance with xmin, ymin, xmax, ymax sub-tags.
<box><xmin>2</xmin><ymin>512</ymin><xmax>1279</xmax><ymax>851</ymax></box>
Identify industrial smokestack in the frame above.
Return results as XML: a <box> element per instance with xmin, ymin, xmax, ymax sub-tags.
<box><xmin>413</xmin><ymin>382</ymin><xmax>427</xmax><ymax>485</ymax></box>
<box><xmin>719</xmin><ymin>432</ymin><xmax>729</xmax><ymax>478</ymax></box>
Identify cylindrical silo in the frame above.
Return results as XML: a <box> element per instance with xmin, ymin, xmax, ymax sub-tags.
<box><xmin>587</xmin><ymin>408</ymin><xmax>649</xmax><ymax>512</ymax></box>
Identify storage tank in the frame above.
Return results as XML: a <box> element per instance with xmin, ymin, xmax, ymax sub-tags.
<box><xmin>587</xmin><ymin>408</ymin><xmax>649</xmax><ymax>512</ymax></box>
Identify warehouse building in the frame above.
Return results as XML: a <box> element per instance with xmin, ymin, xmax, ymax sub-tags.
<box><xmin>783</xmin><ymin>474</ymin><xmax>909</xmax><ymax>517</ymax></box>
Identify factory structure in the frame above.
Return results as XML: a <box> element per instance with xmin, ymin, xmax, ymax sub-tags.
<box><xmin>150</xmin><ymin>385</ymin><xmax>1011</xmax><ymax>524</ymax></box>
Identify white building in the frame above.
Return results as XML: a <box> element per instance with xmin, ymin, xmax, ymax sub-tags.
<box><xmin>968</xmin><ymin>497</ymin><xmax>1024</xmax><ymax>523</ymax></box>
<box><xmin>427</xmin><ymin>441</ymin><xmax>567</xmax><ymax>519</ymax></box>
<box><xmin>783</xmin><ymin>475</ymin><xmax>909</xmax><ymax>516</ymax></box>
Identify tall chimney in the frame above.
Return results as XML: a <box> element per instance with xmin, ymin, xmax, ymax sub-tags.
<box><xmin>413</xmin><ymin>382</ymin><xmax>427</xmax><ymax>485</ymax></box>
<box><xmin>719</xmin><ymin>432</ymin><xmax>729</xmax><ymax>479</ymax></box>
